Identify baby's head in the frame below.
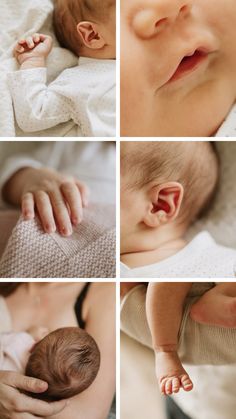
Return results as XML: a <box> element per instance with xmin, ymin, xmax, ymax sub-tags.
<box><xmin>121</xmin><ymin>0</ymin><xmax>236</xmax><ymax>136</ymax></box>
<box><xmin>25</xmin><ymin>327</ymin><xmax>100</xmax><ymax>401</ymax></box>
<box><xmin>53</xmin><ymin>0</ymin><xmax>116</xmax><ymax>58</ymax></box>
<box><xmin>120</xmin><ymin>141</ymin><xmax>219</xmax><ymax>253</ymax></box>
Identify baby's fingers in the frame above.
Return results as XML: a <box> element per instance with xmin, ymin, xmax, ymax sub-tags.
<box><xmin>25</xmin><ymin>36</ymin><xmax>35</xmax><ymax>49</ymax></box>
<box><xmin>35</xmin><ymin>191</ymin><xmax>56</xmax><ymax>234</ymax></box>
<box><xmin>15</xmin><ymin>43</ymin><xmax>25</xmax><ymax>53</ymax></box>
<box><xmin>22</xmin><ymin>192</ymin><xmax>35</xmax><ymax>220</ymax></box>
<box><xmin>33</xmin><ymin>33</ymin><xmax>40</xmax><ymax>43</ymax></box>
<box><xmin>61</xmin><ymin>182</ymin><xmax>83</xmax><ymax>225</ymax></box>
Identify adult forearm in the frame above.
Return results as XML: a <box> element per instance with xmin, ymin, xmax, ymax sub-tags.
<box><xmin>121</xmin><ymin>283</ymin><xmax>236</xmax><ymax>365</ymax></box>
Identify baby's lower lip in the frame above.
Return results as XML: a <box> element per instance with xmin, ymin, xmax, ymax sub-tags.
<box><xmin>167</xmin><ymin>50</ymin><xmax>209</xmax><ymax>83</ymax></box>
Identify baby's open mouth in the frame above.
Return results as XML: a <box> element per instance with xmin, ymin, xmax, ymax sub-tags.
<box><xmin>168</xmin><ymin>49</ymin><xmax>209</xmax><ymax>83</ymax></box>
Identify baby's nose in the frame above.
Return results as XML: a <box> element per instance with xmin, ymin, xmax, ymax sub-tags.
<box><xmin>131</xmin><ymin>0</ymin><xmax>192</xmax><ymax>39</ymax></box>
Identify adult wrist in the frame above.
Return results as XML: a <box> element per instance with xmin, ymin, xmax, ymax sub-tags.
<box><xmin>2</xmin><ymin>167</ymin><xmax>35</xmax><ymax>205</ymax></box>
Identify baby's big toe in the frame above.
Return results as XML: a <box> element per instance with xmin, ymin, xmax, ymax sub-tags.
<box><xmin>181</xmin><ymin>374</ymin><xmax>193</xmax><ymax>392</ymax></box>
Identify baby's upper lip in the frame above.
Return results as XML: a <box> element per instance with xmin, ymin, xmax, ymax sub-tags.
<box><xmin>163</xmin><ymin>42</ymin><xmax>217</xmax><ymax>86</ymax></box>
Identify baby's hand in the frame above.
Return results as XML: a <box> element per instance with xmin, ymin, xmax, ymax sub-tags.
<box><xmin>14</xmin><ymin>33</ymin><xmax>53</xmax><ymax>68</ymax></box>
<box><xmin>5</xmin><ymin>167</ymin><xmax>89</xmax><ymax>236</ymax></box>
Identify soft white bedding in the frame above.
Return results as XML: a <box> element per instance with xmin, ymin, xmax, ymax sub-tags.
<box><xmin>0</xmin><ymin>0</ymin><xmax>79</xmax><ymax>137</ymax></box>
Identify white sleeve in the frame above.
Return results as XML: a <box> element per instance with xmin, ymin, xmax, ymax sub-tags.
<box><xmin>7</xmin><ymin>68</ymin><xmax>72</xmax><ymax>132</ymax></box>
<box><xmin>0</xmin><ymin>332</ymin><xmax>35</xmax><ymax>373</ymax></box>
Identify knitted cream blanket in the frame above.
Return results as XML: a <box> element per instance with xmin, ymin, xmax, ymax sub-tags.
<box><xmin>0</xmin><ymin>0</ymin><xmax>78</xmax><ymax>137</ymax></box>
<box><xmin>0</xmin><ymin>203</ymin><xmax>115</xmax><ymax>278</ymax></box>
<box><xmin>121</xmin><ymin>283</ymin><xmax>236</xmax><ymax>365</ymax></box>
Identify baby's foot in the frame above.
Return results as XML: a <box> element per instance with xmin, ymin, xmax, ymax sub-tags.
<box><xmin>155</xmin><ymin>351</ymin><xmax>193</xmax><ymax>395</ymax></box>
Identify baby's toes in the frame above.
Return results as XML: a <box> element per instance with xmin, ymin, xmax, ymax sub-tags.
<box><xmin>165</xmin><ymin>378</ymin><xmax>174</xmax><ymax>395</ymax></box>
<box><xmin>160</xmin><ymin>378</ymin><xmax>168</xmax><ymax>395</ymax></box>
<box><xmin>172</xmin><ymin>377</ymin><xmax>181</xmax><ymax>393</ymax></box>
<box><xmin>180</xmin><ymin>374</ymin><xmax>193</xmax><ymax>392</ymax></box>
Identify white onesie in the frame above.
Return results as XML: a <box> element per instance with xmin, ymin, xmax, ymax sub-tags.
<box><xmin>215</xmin><ymin>103</ymin><xmax>236</xmax><ymax>137</ymax></box>
<box><xmin>0</xmin><ymin>332</ymin><xmax>35</xmax><ymax>373</ymax></box>
<box><xmin>120</xmin><ymin>231</ymin><xmax>236</xmax><ymax>278</ymax></box>
<box><xmin>7</xmin><ymin>57</ymin><xmax>116</xmax><ymax>137</ymax></box>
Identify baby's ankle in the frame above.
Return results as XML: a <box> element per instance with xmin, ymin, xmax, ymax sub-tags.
<box><xmin>154</xmin><ymin>344</ymin><xmax>178</xmax><ymax>354</ymax></box>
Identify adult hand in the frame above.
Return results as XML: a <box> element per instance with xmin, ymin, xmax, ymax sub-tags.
<box><xmin>3</xmin><ymin>167</ymin><xmax>89</xmax><ymax>236</ymax></box>
<box><xmin>0</xmin><ymin>371</ymin><xmax>67</xmax><ymax>418</ymax></box>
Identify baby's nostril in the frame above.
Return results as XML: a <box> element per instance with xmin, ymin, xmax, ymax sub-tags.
<box><xmin>155</xmin><ymin>17</ymin><xmax>168</xmax><ymax>29</ymax></box>
<box><xmin>180</xmin><ymin>5</ymin><xmax>188</xmax><ymax>14</ymax></box>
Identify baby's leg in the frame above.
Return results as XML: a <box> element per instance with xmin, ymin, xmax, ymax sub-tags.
<box><xmin>190</xmin><ymin>283</ymin><xmax>236</xmax><ymax>327</ymax></box>
<box><xmin>146</xmin><ymin>282</ymin><xmax>193</xmax><ymax>395</ymax></box>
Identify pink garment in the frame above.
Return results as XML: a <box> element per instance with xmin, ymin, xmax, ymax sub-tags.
<box><xmin>0</xmin><ymin>332</ymin><xmax>35</xmax><ymax>373</ymax></box>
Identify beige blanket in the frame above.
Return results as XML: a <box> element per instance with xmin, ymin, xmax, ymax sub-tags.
<box><xmin>0</xmin><ymin>204</ymin><xmax>115</xmax><ymax>278</ymax></box>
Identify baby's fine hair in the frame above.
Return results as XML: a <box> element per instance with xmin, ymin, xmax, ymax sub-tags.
<box><xmin>53</xmin><ymin>0</ymin><xmax>115</xmax><ymax>56</ymax></box>
<box><xmin>121</xmin><ymin>141</ymin><xmax>219</xmax><ymax>225</ymax></box>
<box><xmin>25</xmin><ymin>327</ymin><xmax>100</xmax><ymax>401</ymax></box>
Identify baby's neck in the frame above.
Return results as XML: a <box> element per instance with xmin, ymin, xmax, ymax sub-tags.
<box><xmin>79</xmin><ymin>46</ymin><xmax>115</xmax><ymax>61</ymax></box>
<box><xmin>121</xmin><ymin>225</ymin><xmax>187</xmax><ymax>269</ymax></box>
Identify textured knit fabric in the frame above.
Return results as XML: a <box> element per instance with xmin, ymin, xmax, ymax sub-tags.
<box><xmin>120</xmin><ymin>283</ymin><xmax>236</xmax><ymax>365</ymax></box>
<box><xmin>7</xmin><ymin>58</ymin><xmax>116</xmax><ymax>137</ymax></box>
<box><xmin>0</xmin><ymin>203</ymin><xmax>116</xmax><ymax>278</ymax></box>
<box><xmin>121</xmin><ymin>232</ymin><xmax>236</xmax><ymax>278</ymax></box>
<box><xmin>215</xmin><ymin>104</ymin><xmax>236</xmax><ymax>137</ymax></box>
<box><xmin>0</xmin><ymin>332</ymin><xmax>35</xmax><ymax>373</ymax></box>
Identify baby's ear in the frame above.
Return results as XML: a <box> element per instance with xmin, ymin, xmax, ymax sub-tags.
<box><xmin>77</xmin><ymin>21</ymin><xmax>105</xmax><ymax>49</ymax></box>
<box><xmin>143</xmin><ymin>182</ymin><xmax>184</xmax><ymax>227</ymax></box>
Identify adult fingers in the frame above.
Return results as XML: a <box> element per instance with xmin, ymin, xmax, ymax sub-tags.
<box><xmin>12</xmin><ymin>394</ymin><xmax>67</xmax><ymax>417</ymax></box>
<box><xmin>0</xmin><ymin>371</ymin><xmax>48</xmax><ymax>393</ymax></box>
<box><xmin>22</xmin><ymin>192</ymin><xmax>35</xmax><ymax>220</ymax></box>
<box><xmin>49</xmin><ymin>189</ymin><xmax>72</xmax><ymax>236</ymax></box>
<box><xmin>34</xmin><ymin>191</ymin><xmax>56</xmax><ymax>234</ymax></box>
<box><xmin>75</xmin><ymin>180</ymin><xmax>89</xmax><ymax>207</ymax></box>
<box><xmin>60</xmin><ymin>182</ymin><xmax>83</xmax><ymax>225</ymax></box>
